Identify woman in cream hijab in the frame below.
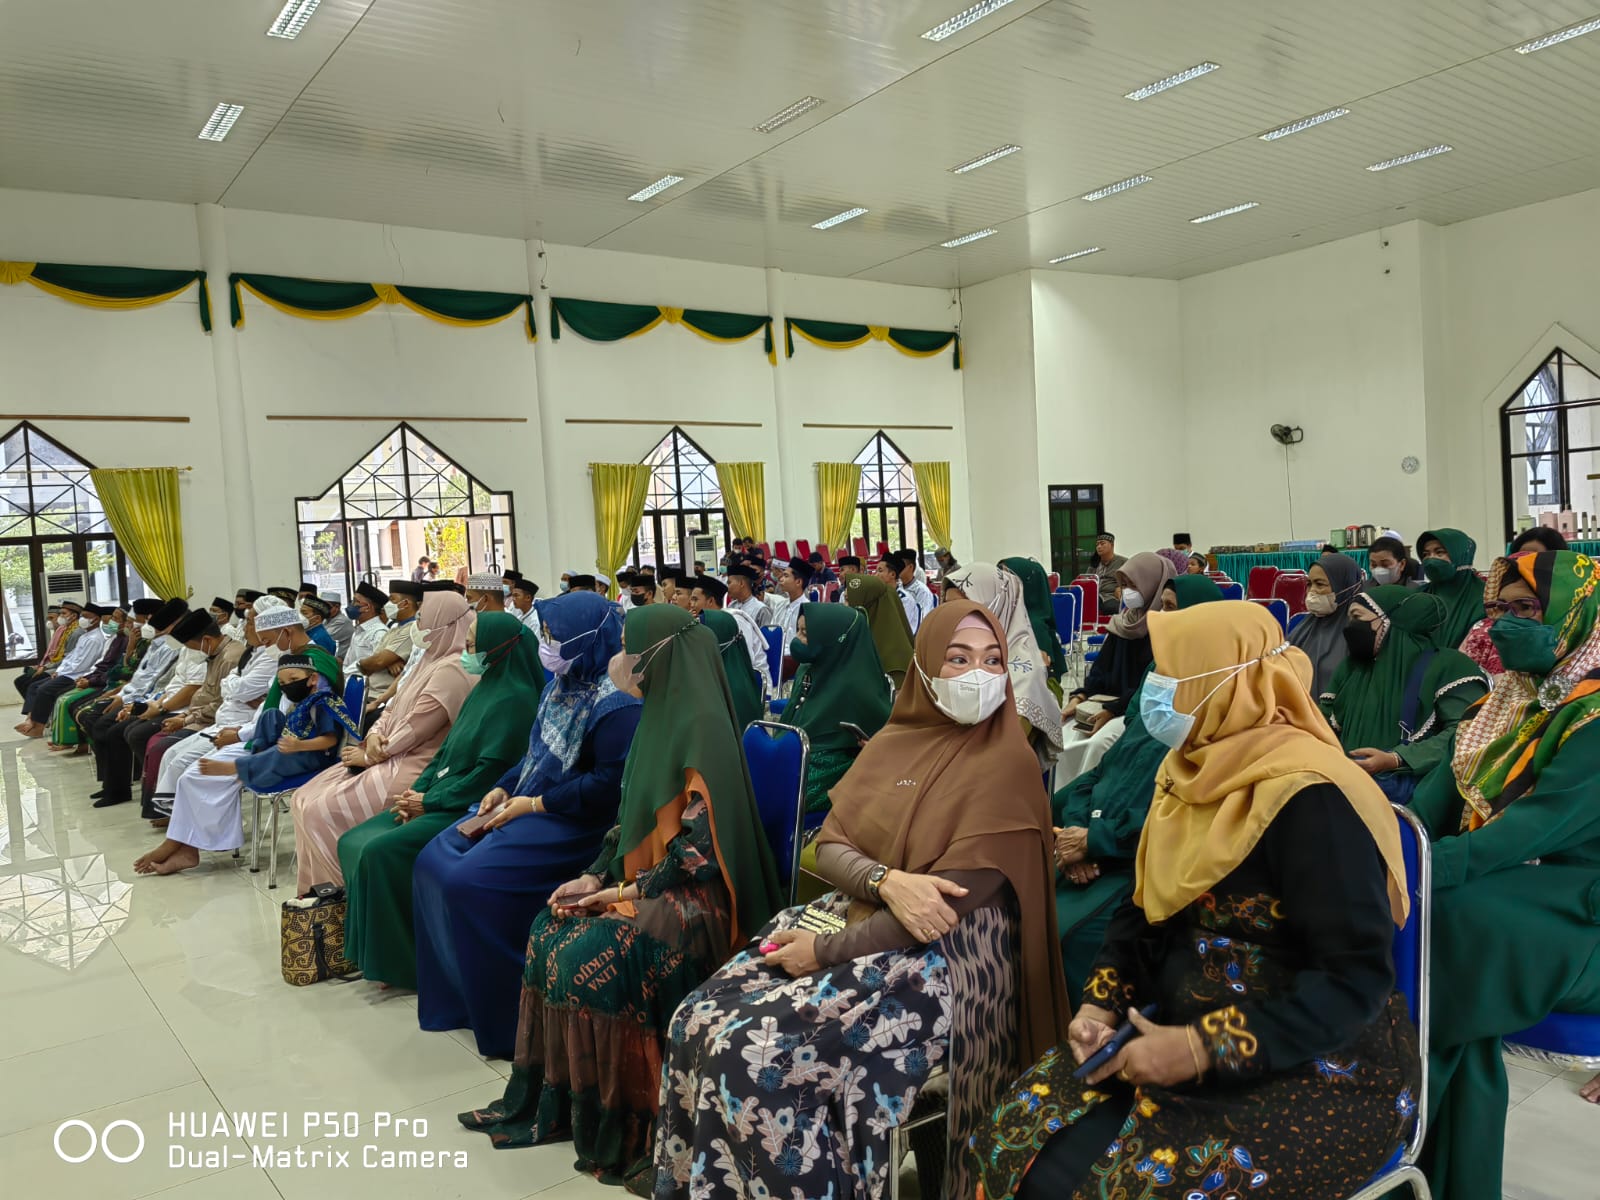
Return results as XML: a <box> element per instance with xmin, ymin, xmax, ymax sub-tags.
<box><xmin>943</xmin><ymin>562</ymin><xmax>1064</xmax><ymax>767</ymax></box>
<box><xmin>968</xmin><ymin>601</ymin><xmax>1418</xmax><ymax>1200</ymax></box>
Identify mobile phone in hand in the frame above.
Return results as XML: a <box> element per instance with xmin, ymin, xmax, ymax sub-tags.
<box><xmin>1073</xmin><ymin>1004</ymin><xmax>1159</xmax><ymax>1080</ymax></box>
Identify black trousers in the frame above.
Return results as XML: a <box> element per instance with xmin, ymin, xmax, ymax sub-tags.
<box><xmin>24</xmin><ymin>674</ymin><xmax>77</xmax><ymax>725</ymax></box>
<box><xmin>90</xmin><ymin>711</ymin><xmax>165</xmax><ymax>805</ymax></box>
<box><xmin>13</xmin><ymin>666</ymin><xmax>39</xmax><ymax>699</ymax></box>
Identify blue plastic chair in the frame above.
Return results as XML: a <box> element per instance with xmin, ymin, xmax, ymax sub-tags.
<box><xmin>1250</xmin><ymin>596</ymin><xmax>1290</xmax><ymax>634</ymax></box>
<box><xmin>742</xmin><ymin>720</ymin><xmax>810</xmax><ymax>904</ymax></box>
<box><xmin>1504</xmin><ymin>1012</ymin><xmax>1600</xmax><ymax>1073</ymax></box>
<box><xmin>1287</xmin><ymin>611</ymin><xmax>1310</xmax><ymax>634</ymax></box>
<box><xmin>1219</xmin><ymin>581</ymin><xmax>1244</xmax><ymax>602</ymax></box>
<box><xmin>1344</xmin><ymin>804</ymin><xmax>1433</xmax><ymax>1200</ymax></box>
<box><xmin>342</xmin><ymin>674</ymin><xmax>365</xmax><ymax>716</ymax></box>
<box><xmin>760</xmin><ymin>625</ymin><xmax>783</xmax><ymax>688</ymax></box>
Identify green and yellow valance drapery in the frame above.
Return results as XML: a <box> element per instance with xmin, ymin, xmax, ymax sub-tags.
<box><xmin>785</xmin><ymin>318</ymin><xmax>961</xmax><ymax>369</ymax></box>
<box><xmin>89</xmin><ymin>467</ymin><xmax>187</xmax><ymax>598</ymax></box>
<box><xmin>590</xmin><ymin>463</ymin><xmax>653</xmax><ymax>599</ymax></box>
<box><xmin>229</xmin><ymin>274</ymin><xmax>535</xmax><ymax>339</ymax></box>
<box><xmin>1</xmin><ymin>262</ymin><xmax>211</xmax><ymax>331</ymax></box>
<box><xmin>912</xmin><ymin>461</ymin><xmax>953</xmax><ymax>551</ymax></box>
<box><xmin>816</xmin><ymin>463</ymin><xmax>863</xmax><ymax>553</ymax></box>
<box><xmin>550</xmin><ymin>297</ymin><xmax>775</xmax><ymax>362</ymax></box>
<box><xmin>715</xmin><ymin>463</ymin><xmax>767</xmax><ymax>542</ymax></box>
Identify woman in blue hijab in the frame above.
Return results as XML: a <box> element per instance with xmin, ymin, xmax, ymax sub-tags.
<box><xmin>412</xmin><ymin>592</ymin><xmax>643</xmax><ymax>1059</ymax></box>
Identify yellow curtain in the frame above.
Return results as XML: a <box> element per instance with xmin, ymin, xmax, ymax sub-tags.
<box><xmin>88</xmin><ymin>467</ymin><xmax>187</xmax><ymax>598</ymax></box>
<box><xmin>816</xmin><ymin>463</ymin><xmax>862</xmax><ymax>554</ymax></box>
<box><xmin>590</xmin><ymin>463</ymin><xmax>652</xmax><ymax>598</ymax></box>
<box><xmin>913</xmin><ymin>461</ymin><xmax>953</xmax><ymax>551</ymax></box>
<box><xmin>715</xmin><ymin>462</ymin><xmax>767</xmax><ymax>542</ymax></box>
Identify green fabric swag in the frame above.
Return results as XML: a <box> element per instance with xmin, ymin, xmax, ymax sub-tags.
<box><xmin>229</xmin><ymin>273</ymin><xmax>535</xmax><ymax>337</ymax></box>
<box><xmin>1321</xmin><ymin>585</ymin><xmax>1488</xmax><ymax>767</ymax></box>
<box><xmin>1002</xmin><ymin>557</ymin><xmax>1069</xmax><ymax>679</ymax></box>
<box><xmin>411</xmin><ymin>613</ymin><xmax>544</xmax><ymax>813</ymax></box>
<box><xmin>699</xmin><ymin>609</ymin><xmax>764</xmax><ymax>730</ymax></box>
<box><xmin>550</xmin><ymin>297</ymin><xmax>773</xmax><ymax>356</ymax></box>
<box><xmin>781</xmin><ymin>604</ymin><xmax>893</xmax><ymax>757</ymax></box>
<box><xmin>6</xmin><ymin>263</ymin><xmax>211</xmax><ymax>331</ymax></box>
<box><xmin>1419</xmin><ymin>527</ymin><xmax>1487</xmax><ymax>648</ymax></box>
<box><xmin>843</xmin><ymin>573</ymin><xmax>915</xmax><ymax>683</ymax></box>
<box><xmin>785</xmin><ymin>318</ymin><xmax>962</xmax><ymax>369</ymax></box>
<box><xmin>613</xmin><ymin>605</ymin><xmax>783</xmax><ymax>941</ymax></box>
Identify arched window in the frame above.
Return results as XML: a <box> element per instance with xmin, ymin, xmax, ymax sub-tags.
<box><xmin>852</xmin><ymin>432</ymin><xmax>929</xmax><ymax>560</ymax></box>
<box><xmin>296</xmin><ymin>423</ymin><xmax>516</xmax><ymax>597</ymax></box>
<box><xmin>0</xmin><ymin>422</ymin><xmax>153</xmax><ymax>667</ymax></box>
<box><xmin>633</xmin><ymin>427</ymin><xmax>729</xmax><ymax>570</ymax></box>
<box><xmin>1501</xmin><ymin>349</ymin><xmax>1600</xmax><ymax>537</ymax></box>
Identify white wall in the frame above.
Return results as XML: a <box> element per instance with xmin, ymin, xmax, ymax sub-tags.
<box><xmin>960</xmin><ymin>271</ymin><xmax>1040</xmax><ymax>558</ymax></box>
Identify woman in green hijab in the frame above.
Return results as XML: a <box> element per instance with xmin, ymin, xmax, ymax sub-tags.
<box><xmin>1320</xmin><ymin>586</ymin><xmax>1488</xmax><ymax>801</ymax></box>
<box><xmin>338</xmin><ymin>611</ymin><xmax>543</xmax><ymax>988</ymax></box>
<box><xmin>1418</xmin><ymin>527</ymin><xmax>1487</xmax><ymax>648</ymax></box>
<box><xmin>781</xmin><ymin>603</ymin><xmax>893</xmax><ymax>813</ymax></box>
<box><xmin>1414</xmin><ymin>551</ymin><xmax>1600</xmax><ymax>1198</ymax></box>
<box><xmin>699</xmin><ymin>608</ymin><xmax>764</xmax><ymax>728</ymax></box>
<box><xmin>1051</xmin><ymin>573</ymin><xmax>1223</xmax><ymax>994</ymax></box>
<box><xmin>843</xmin><ymin>572</ymin><xmax>914</xmax><ymax>687</ymax></box>
<box><xmin>1000</xmin><ymin>556</ymin><xmax>1070</xmax><ymax>688</ymax></box>
<box><xmin>460</xmin><ymin>604</ymin><xmax>782</xmax><ymax>1186</ymax></box>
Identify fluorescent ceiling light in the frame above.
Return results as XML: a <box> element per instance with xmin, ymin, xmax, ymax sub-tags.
<box><xmin>1049</xmin><ymin>247</ymin><xmax>1102</xmax><ymax>263</ymax></box>
<box><xmin>266</xmin><ymin>0</ymin><xmax>320</xmax><ymax>39</ymax></box>
<box><xmin>1259</xmin><ymin>107</ymin><xmax>1350</xmax><ymax>141</ymax></box>
<box><xmin>627</xmin><ymin>174</ymin><xmax>685</xmax><ymax>201</ymax></box>
<box><xmin>1190</xmin><ymin>202</ymin><xmax>1259</xmax><ymax>224</ymax></box>
<box><xmin>812</xmin><ymin>207</ymin><xmax>869</xmax><ymax>230</ymax></box>
<box><xmin>1515</xmin><ymin>17</ymin><xmax>1600</xmax><ymax>53</ymax></box>
<box><xmin>1365</xmin><ymin>145</ymin><xmax>1452</xmax><ymax>172</ymax></box>
<box><xmin>950</xmin><ymin>144</ymin><xmax>1022</xmax><ymax>174</ymax></box>
<box><xmin>941</xmin><ymin>228</ymin><xmax>998</xmax><ymax>247</ymax></box>
<box><xmin>1080</xmin><ymin>174</ymin><xmax>1152</xmax><ymax>201</ymax></box>
<box><xmin>1124</xmin><ymin>62</ymin><xmax>1220</xmax><ymax>101</ymax></box>
<box><xmin>197</xmin><ymin>103</ymin><xmax>244</xmax><ymax>142</ymax></box>
<box><xmin>754</xmin><ymin>96</ymin><xmax>824</xmax><ymax>133</ymax></box>
<box><xmin>922</xmin><ymin>0</ymin><xmax>1019</xmax><ymax>42</ymax></box>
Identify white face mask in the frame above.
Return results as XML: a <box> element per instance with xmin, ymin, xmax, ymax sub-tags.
<box><xmin>538</xmin><ymin>639</ymin><xmax>575</xmax><ymax>675</ymax></box>
<box><xmin>79</xmin><ymin>616</ymin><xmax>93</xmax><ymax>630</ymax></box>
<box><xmin>1122</xmin><ymin>589</ymin><xmax>1146</xmax><ymax>611</ymax></box>
<box><xmin>139</xmin><ymin>623</ymin><xmax>156</xmax><ymax>641</ymax></box>
<box><xmin>916</xmin><ymin>661</ymin><xmax>1009</xmax><ymax>726</ymax></box>
<box><xmin>1370</xmin><ymin>565</ymin><xmax>1399</xmax><ymax>585</ymax></box>
<box><xmin>383</xmin><ymin>601</ymin><xmax>400</xmax><ymax>621</ymax></box>
<box><xmin>1305</xmin><ymin>591</ymin><xmax>1337</xmax><ymax>617</ymax></box>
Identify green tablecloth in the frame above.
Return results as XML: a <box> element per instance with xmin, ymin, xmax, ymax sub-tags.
<box><xmin>1507</xmin><ymin>539</ymin><xmax>1600</xmax><ymax>557</ymax></box>
<box><xmin>1214</xmin><ymin>550</ymin><xmax>1369</xmax><ymax>579</ymax></box>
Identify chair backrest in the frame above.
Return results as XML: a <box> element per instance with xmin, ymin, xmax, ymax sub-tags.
<box><xmin>1051</xmin><ymin>589</ymin><xmax>1078</xmax><ymax>649</ymax></box>
<box><xmin>1247</xmin><ymin>565</ymin><xmax>1280</xmax><ymax>599</ymax></box>
<box><xmin>875</xmin><ymin>541</ymin><xmax>890</xmax><ymax>558</ymax></box>
<box><xmin>853</xmin><ymin>537</ymin><xmax>869</xmax><ymax>558</ymax></box>
<box><xmin>342</xmin><ymin>674</ymin><xmax>365</xmax><ymax>716</ymax></box>
<box><xmin>760</xmin><ymin>625</ymin><xmax>784</xmax><ymax>684</ymax></box>
<box><xmin>1389</xmin><ymin>803</ymin><xmax>1431</xmax><ymax>1163</ymax></box>
<box><xmin>1218</xmin><ymin>581</ymin><xmax>1244</xmax><ymax>602</ymax></box>
<box><xmin>825</xmin><ymin>580</ymin><xmax>841</xmax><ymax>603</ymax></box>
<box><xmin>1287</xmin><ymin>611</ymin><xmax>1310</xmax><ymax>634</ymax></box>
<box><xmin>817</xmin><ymin>544</ymin><xmax>834</xmax><ymax>565</ymax></box>
<box><xmin>795</xmin><ymin>538</ymin><xmax>812</xmax><ymax>560</ymax></box>
<box><xmin>1272</xmin><ymin>573</ymin><xmax>1309</xmax><ymax>615</ymax></box>
<box><xmin>1047</xmin><ymin>571</ymin><xmax>1060</xmax><ymax>591</ymax></box>
<box><xmin>1071</xmin><ymin>575</ymin><xmax>1101</xmax><ymax>627</ymax></box>
<box><xmin>742</xmin><ymin>721</ymin><xmax>810</xmax><ymax>902</ymax></box>
<box><xmin>1248</xmin><ymin>596</ymin><xmax>1290</xmax><ymax>633</ymax></box>
<box><xmin>774</xmin><ymin>540</ymin><xmax>791</xmax><ymax>562</ymax></box>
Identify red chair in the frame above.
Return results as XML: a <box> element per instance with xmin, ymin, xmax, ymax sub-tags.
<box><xmin>1072</xmin><ymin>576</ymin><xmax>1104</xmax><ymax>630</ymax></box>
<box><xmin>853</xmin><ymin>537</ymin><xmax>869</xmax><ymax>559</ymax></box>
<box><xmin>875</xmin><ymin>541</ymin><xmax>890</xmax><ymax>559</ymax></box>
<box><xmin>795</xmin><ymin>538</ymin><xmax>812</xmax><ymax>561</ymax></box>
<box><xmin>774</xmin><ymin>540</ymin><xmax>791</xmax><ymax>563</ymax></box>
<box><xmin>816</xmin><ymin>544</ymin><xmax>835</xmax><ymax>566</ymax></box>
<box><xmin>1047</xmin><ymin>572</ymin><xmax>1060</xmax><ymax>591</ymax></box>
<box><xmin>825</xmin><ymin>581</ymin><xmax>841</xmax><ymax>602</ymax></box>
<box><xmin>755</xmin><ymin>542</ymin><xmax>771</xmax><ymax>562</ymax></box>
<box><xmin>1247</xmin><ymin>566</ymin><xmax>1280</xmax><ymax>600</ymax></box>
<box><xmin>1271</xmin><ymin>573</ymin><xmax>1309</xmax><ymax>617</ymax></box>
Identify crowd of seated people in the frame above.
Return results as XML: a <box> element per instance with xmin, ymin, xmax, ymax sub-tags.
<box><xmin>36</xmin><ymin>527</ymin><xmax>1598</xmax><ymax>1200</ymax></box>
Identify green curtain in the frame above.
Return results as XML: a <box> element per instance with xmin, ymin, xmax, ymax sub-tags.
<box><xmin>912</xmin><ymin>461</ymin><xmax>953</xmax><ymax>551</ymax></box>
<box><xmin>816</xmin><ymin>463</ymin><xmax>862</xmax><ymax>554</ymax></box>
<box><xmin>785</xmin><ymin>318</ymin><xmax>961</xmax><ymax>369</ymax></box>
<box><xmin>88</xmin><ymin>468</ymin><xmax>186</xmax><ymax>598</ymax></box>
<box><xmin>551</xmin><ymin>297</ymin><xmax>773</xmax><ymax>359</ymax></box>
<box><xmin>590</xmin><ymin>464</ymin><xmax>652</xmax><ymax>598</ymax></box>
<box><xmin>1</xmin><ymin>261</ymin><xmax>210</xmax><ymax>331</ymax></box>
<box><xmin>230</xmin><ymin>274</ymin><xmax>534</xmax><ymax>337</ymax></box>
<box><xmin>716</xmin><ymin>463</ymin><xmax>767</xmax><ymax>541</ymax></box>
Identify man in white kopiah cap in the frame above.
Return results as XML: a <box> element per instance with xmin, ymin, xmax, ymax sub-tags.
<box><xmin>466</xmin><ymin>573</ymin><xmax>507</xmax><ymax>613</ymax></box>
<box><xmin>319</xmin><ymin>589</ymin><xmax>354</xmax><ymax>659</ymax></box>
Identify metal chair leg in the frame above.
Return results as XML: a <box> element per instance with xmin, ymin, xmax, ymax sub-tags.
<box><xmin>268</xmin><ymin>792</ymin><xmax>281</xmax><ymax>889</ymax></box>
<box><xmin>249</xmin><ymin>789</ymin><xmax>262</xmax><ymax>873</ymax></box>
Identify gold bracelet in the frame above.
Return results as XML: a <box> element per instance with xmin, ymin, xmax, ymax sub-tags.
<box><xmin>1186</xmin><ymin>1027</ymin><xmax>1207</xmax><ymax>1084</ymax></box>
<box><xmin>617</xmin><ymin>881</ymin><xmax>625</xmax><ymax>903</ymax></box>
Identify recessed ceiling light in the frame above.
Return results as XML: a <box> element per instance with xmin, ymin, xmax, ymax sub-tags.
<box><xmin>1049</xmin><ymin>247</ymin><xmax>1102</xmax><ymax>263</ymax></box>
<box><xmin>950</xmin><ymin>144</ymin><xmax>1022</xmax><ymax>174</ymax></box>
<box><xmin>812</xmin><ymin>207</ymin><xmax>869</xmax><ymax>230</ymax></box>
<box><xmin>754</xmin><ymin>96</ymin><xmax>824</xmax><ymax>133</ymax></box>
<box><xmin>1259</xmin><ymin>107</ymin><xmax>1350</xmax><ymax>141</ymax></box>
<box><xmin>627</xmin><ymin>174</ymin><xmax>685</xmax><ymax>202</ymax></box>
<box><xmin>1124</xmin><ymin>62</ymin><xmax>1220</xmax><ymax>101</ymax></box>
<box><xmin>1365</xmin><ymin>145</ymin><xmax>1452</xmax><ymax>172</ymax></box>
<box><xmin>198</xmin><ymin>103</ymin><xmax>244</xmax><ymax>142</ymax></box>
<box><xmin>1515</xmin><ymin>17</ymin><xmax>1600</xmax><ymax>53</ymax></box>
<box><xmin>922</xmin><ymin>0</ymin><xmax>1020</xmax><ymax>42</ymax></box>
<box><xmin>941</xmin><ymin>228</ymin><xmax>998</xmax><ymax>248</ymax></box>
<box><xmin>1080</xmin><ymin>174</ymin><xmax>1152</xmax><ymax>201</ymax></box>
<box><xmin>1190</xmin><ymin>202</ymin><xmax>1259</xmax><ymax>224</ymax></box>
<box><xmin>266</xmin><ymin>0</ymin><xmax>320</xmax><ymax>39</ymax></box>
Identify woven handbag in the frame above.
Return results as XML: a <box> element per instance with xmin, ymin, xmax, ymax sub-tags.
<box><xmin>280</xmin><ymin>888</ymin><xmax>357</xmax><ymax>986</ymax></box>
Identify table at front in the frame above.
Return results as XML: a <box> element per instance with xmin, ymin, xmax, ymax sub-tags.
<box><xmin>1213</xmin><ymin>549</ymin><xmax>1370</xmax><ymax>579</ymax></box>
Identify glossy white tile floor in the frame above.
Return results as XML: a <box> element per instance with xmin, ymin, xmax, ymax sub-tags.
<box><xmin>0</xmin><ymin>717</ymin><xmax>1592</xmax><ymax>1200</ymax></box>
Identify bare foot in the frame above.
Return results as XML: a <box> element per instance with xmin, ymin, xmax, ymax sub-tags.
<box><xmin>133</xmin><ymin>839</ymin><xmax>181</xmax><ymax>872</ymax></box>
<box><xmin>20</xmin><ymin>726</ymin><xmax>43</xmax><ymax>739</ymax></box>
<box><xmin>1581</xmin><ymin>1073</ymin><xmax>1600</xmax><ymax>1104</ymax></box>
<box><xmin>149</xmin><ymin>818</ymin><xmax>169</xmax><ymax>829</ymax></box>
<box><xmin>153</xmin><ymin>846</ymin><xmax>200</xmax><ymax>875</ymax></box>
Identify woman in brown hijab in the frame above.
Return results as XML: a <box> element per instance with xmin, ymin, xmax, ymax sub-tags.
<box><xmin>968</xmin><ymin>601</ymin><xmax>1418</xmax><ymax>1200</ymax></box>
<box><xmin>652</xmin><ymin>602</ymin><xmax>1068</xmax><ymax>1200</ymax></box>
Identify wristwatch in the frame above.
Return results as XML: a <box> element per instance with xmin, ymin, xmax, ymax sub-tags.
<box><xmin>866</xmin><ymin>863</ymin><xmax>890</xmax><ymax>902</ymax></box>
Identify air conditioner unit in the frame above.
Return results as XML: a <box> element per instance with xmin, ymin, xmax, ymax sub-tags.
<box><xmin>690</xmin><ymin>534</ymin><xmax>717</xmax><ymax>568</ymax></box>
<box><xmin>38</xmin><ymin>569</ymin><xmax>88</xmax><ymax>607</ymax></box>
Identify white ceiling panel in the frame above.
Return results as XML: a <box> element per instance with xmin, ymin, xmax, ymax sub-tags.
<box><xmin>4</xmin><ymin>0</ymin><xmax>1600</xmax><ymax>281</ymax></box>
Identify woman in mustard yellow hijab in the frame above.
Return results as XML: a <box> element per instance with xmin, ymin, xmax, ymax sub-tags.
<box><xmin>968</xmin><ymin>601</ymin><xmax>1419</xmax><ymax>1200</ymax></box>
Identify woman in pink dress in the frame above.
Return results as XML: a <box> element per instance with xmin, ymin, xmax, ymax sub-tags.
<box><xmin>290</xmin><ymin>589</ymin><xmax>476</xmax><ymax>894</ymax></box>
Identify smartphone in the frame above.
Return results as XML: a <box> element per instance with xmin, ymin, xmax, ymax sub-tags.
<box><xmin>456</xmin><ymin>812</ymin><xmax>494</xmax><ymax>839</ymax></box>
<box><xmin>838</xmin><ymin>721</ymin><xmax>870</xmax><ymax>743</ymax></box>
<box><xmin>1073</xmin><ymin>1004</ymin><xmax>1159</xmax><ymax>1080</ymax></box>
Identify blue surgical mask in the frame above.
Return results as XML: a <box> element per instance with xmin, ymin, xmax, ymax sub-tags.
<box><xmin>459</xmin><ymin>650</ymin><xmax>489</xmax><ymax>676</ymax></box>
<box><xmin>1138</xmin><ymin>651</ymin><xmax>1280</xmax><ymax>748</ymax></box>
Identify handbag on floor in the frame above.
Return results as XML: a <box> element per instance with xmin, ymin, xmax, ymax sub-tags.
<box><xmin>280</xmin><ymin>884</ymin><xmax>357</xmax><ymax>985</ymax></box>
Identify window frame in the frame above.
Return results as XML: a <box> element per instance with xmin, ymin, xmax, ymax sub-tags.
<box><xmin>1499</xmin><ymin>349</ymin><xmax>1600</xmax><ymax>539</ymax></box>
<box><xmin>632</xmin><ymin>427</ymin><xmax>730</xmax><ymax>569</ymax></box>
<box><xmin>852</xmin><ymin>432</ymin><xmax>929</xmax><ymax>561</ymax></box>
